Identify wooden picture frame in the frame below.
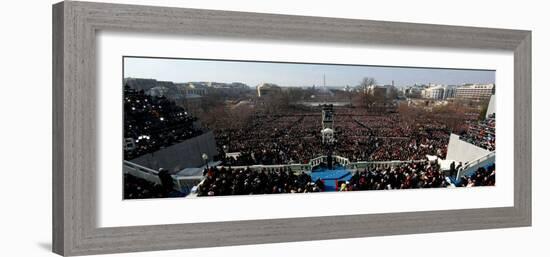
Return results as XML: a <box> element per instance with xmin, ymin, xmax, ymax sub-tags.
<box><xmin>52</xmin><ymin>1</ymin><xmax>531</xmax><ymax>256</ymax></box>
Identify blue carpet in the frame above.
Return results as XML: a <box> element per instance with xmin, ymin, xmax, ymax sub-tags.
<box><xmin>311</xmin><ymin>167</ymin><xmax>352</xmax><ymax>191</ymax></box>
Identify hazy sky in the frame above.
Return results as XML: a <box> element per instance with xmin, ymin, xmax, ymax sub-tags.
<box><xmin>124</xmin><ymin>57</ymin><xmax>495</xmax><ymax>87</ymax></box>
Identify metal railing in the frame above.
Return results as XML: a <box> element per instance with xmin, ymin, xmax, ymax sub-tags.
<box><xmin>309</xmin><ymin>155</ymin><xmax>351</xmax><ymax>167</ymax></box>
<box><xmin>124</xmin><ymin>155</ymin><xmax>434</xmax><ymax>194</ymax></box>
<box><xmin>456</xmin><ymin>152</ymin><xmax>496</xmax><ymax>179</ymax></box>
<box><xmin>123</xmin><ymin>160</ymin><xmax>202</xmax><ymax>193</ymax></box>
<box><xmin>123</xmin><ymin>160</ymin><xmax>161</xmax><ymax>184</ymax></box>
<box><xmin>347</xmin><ymin>160</ymin><xmax>425</xmax><ymax>170</ymax></box>
<box><xmin>215</xmin><ymin>163</ymin><xmax>312</xmax><ymax>173</ymax></box>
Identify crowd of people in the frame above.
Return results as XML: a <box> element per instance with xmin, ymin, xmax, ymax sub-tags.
<box><xmin>215</xmin><ymin>114</ymin><xmax>317</xmax><ymax>166</ymax></box>
<box><xmin>459</xmin><ymin>113</ymin><xmax>496</xmax><ymax>151</ymax></box>
<box><xmin>350</xmin><ymin>114</ymin><xmax>450</xmax><ymax>161</ymax></box>
<box><xmin>196</xmin><ymin>160</ymin><xmax>496</xmax><ymax>197</ymax></box>
<box><xmin>123</xmin><ymin>84</ymin><xmax>496</xmax><ymax>199</ymax></box>
<box><xmin>341</xmin><ymin>161</ymin><xmax>449</xmax><ymax>191</ymax></box>
<box><xmin>124</xmin><ymin>85</ymin><xmax>203</xmax><ymax>160</ymax></box>
<box><xmin>196</xmin><ymin>166</ymin><xmax>324</xmax><ymax>196</ymax></box>
<box><xmin>208</xmin><ymin>107</ymin><xmax>453</xmax><ymax>166</ymax></box>
<box><xmin>338</xmin><ymin>161</ymin><xmax>496</xmax><ymax>192</ymax></box>
<box><xmin>123</xmin><ymin>83</ymin><xmax>477</xmax><ymax>166</ymax></box>
<box><xmin>456</xmin><ymin>164</ymin><xmax>496</xmax><ymax>187</ymax></box>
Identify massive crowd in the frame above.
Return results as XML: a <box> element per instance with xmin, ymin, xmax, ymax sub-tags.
<box><xmin>209</xmin><ymin>108</ymin><xmax>452</xmax><ymax>166</ymax></box>
<box><xmin>459</xmin><ymin>114</ymin><xmax>496</xmax><ymax>151</ymax></box>
<box><xmin>196</xmin><ymin>166</ymin><xmax>324</xmax><ymax>196</ymax></box>
<box><xmin>123</xmin><ymin>84</ymin><xmax>480</xmax><ymax>166</ymax></box>
<box><xmin>340</xmin><ymin>161</ymin><xmax>495</xmax><ymax>191</ymax></box>
<box><xmin>124</xmin><ymin>85</ymin><xmax>203</xmax><ymax>160</ymax></box>
<box><xmin>123</xmin><ymin>85</ymin><xmax>496</xmax><ymax>199</ymax></box>
<box><xmin>341</xmin><ymin>161</ymin><xmax>449</xmax><ymax>191</ymax></box>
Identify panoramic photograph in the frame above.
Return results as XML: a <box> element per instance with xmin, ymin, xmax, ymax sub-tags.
<box><xmin>122</xmin><ymin>57</ymin><xmax>496</xmax><ymax>199</ymax></box>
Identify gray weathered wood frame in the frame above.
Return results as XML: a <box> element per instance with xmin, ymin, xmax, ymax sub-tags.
<box><xmin>52</xmin><ymin>1</ymin><xmax>531</xmax><ymax>256</ymax></box>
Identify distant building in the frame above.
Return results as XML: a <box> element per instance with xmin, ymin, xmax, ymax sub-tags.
<box><xmin>208</xmin><ymin>82</ymin><xmax>251</xmax><ymax>97</ymax></box>
<box><xmin>124</xmin><ymin>78</ymin><xmax>174</xmax><ymax>92</ymax></box>
<box><xmin>363</xmin><ymin>84</ymin><xmax>399</xmax><ymax>101</ymax></box>
<box><xmin>209</xmin><ymin>81</ymin><xmax>249</xmax><ymax>89</ymax></box>
<box><xmin>444</xmin><ymin>85</ymin><xmax>457</xmax><ymax>99</ymax></box>
<box><xmin>455</xmin><ymin>84</ymin><xmax>495</xmax><ymax>100</ymax></box>
<box><xmin>403</xmin><ymin>85</ymin><xmax>423</xmax><ymax>98</ymax></box>
<box><xmin>257</xmin><ymin>83</ymin><xmax>282</xmax><ymax>97</ymax></box>
<box><xmin>176</xmin><ymin>83</ymin><xmax>208</xmax><ymax>96</ymax></box>
<box><xmin>146</xmin><ymin>86</ymin><xmax>171</xmax><ymax>97</ymax></box>
<box><xmin>421</xmin><ymin>84</ymin><xmax>456</xmax><ymax>100</ymax></box>
<box><xmin>365</xmin><ymin>85</ymin><xmax>386</xmax><ymax>98</ymax></box>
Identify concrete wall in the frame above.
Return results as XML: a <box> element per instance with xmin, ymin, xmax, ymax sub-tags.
<box><xmin>129</xmin><ymin>131</ymin><xmax>218</xmax><ymax>173</ymax></box>
<box><xmin>446</xmin><ymin>133</ymin><xmax>491</xmax><ymax>164</ymax></box>
<box><xmin>486</xmin><ymin>94</ymin><xmax>496</xmax><ymax>118</ymax></box>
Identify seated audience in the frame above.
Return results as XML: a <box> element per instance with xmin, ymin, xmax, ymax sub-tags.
<box><xmin>196</xmin><ymin>166</ymin><xmax>323</xmax><ymax>196</ymax></box>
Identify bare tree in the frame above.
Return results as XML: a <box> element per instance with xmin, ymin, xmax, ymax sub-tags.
<box><xmin>358</xmin><ymin>77</ymin><xmax>377</xmax><ymax>93</ymax></box>
<box><xmin>357</xmin><ymin>77</ymin><xmax>377</xmax><ymax>107</ymax></box>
